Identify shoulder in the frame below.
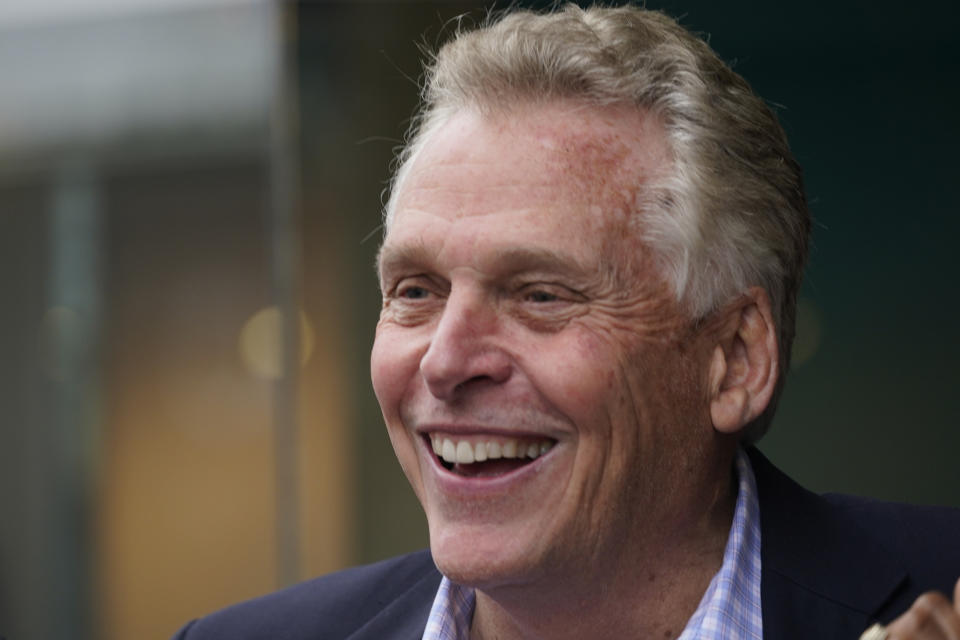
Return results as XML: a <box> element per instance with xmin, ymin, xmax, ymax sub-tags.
<box><xmin>823</xmin><ymin>493</ymin><xmax>960</xmax><ymax>588</ymax></box>
<box><xmin>748</xmin><ymin>447</ymin><xmax>960</xmax><ymax>625</ymax></box>
<box><xmin>172</xmin><ymin>550</ymin><xmax>441</xmax><ymax>640</ymax></box>
<box><xmin>748</xmin><ymin>447</ymin><xmax>960</xmax><ymax>637</ymax></box>
<box><xmin>823</xmin><ymin>491</ymin><xmax>960</xmax><ymax>533</ymax></box>
<box><xmin>749</xmin><ymin>446</ymin><xmax>960</xmax><ymax>572</ymax></box>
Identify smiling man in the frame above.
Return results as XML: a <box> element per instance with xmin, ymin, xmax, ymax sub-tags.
<box><xmin>174</xmin><ymin>5</ymin><xmax>960</xmax><ymax>640</ymax></box>
<box><xmin>372</xmin><ymin>102</ymin><xmax>749</xmax><ymax>638</ymax></box>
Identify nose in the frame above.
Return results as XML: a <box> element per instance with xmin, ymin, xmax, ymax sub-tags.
<box><xmin>419</xmin><ymin>288</ymin><xmax>512</xmax><ymax>400</ymax></box>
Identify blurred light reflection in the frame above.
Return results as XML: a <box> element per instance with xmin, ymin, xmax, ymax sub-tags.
<box><xmin>239</xmin><ymin>306</ymin><xmax>315</xmax><ymax>380</ymax></box>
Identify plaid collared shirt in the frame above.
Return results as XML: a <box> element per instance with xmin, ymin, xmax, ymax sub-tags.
<box><xmin>421</xmin><ymin>448</ymin><xmax>763</xmax><ymax>640</ymax></box>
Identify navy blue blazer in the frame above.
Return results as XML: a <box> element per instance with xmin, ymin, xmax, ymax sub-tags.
<box><xmin>173</xmin><ymin>449</ymin><xmax>960</xmax><ymax>639</ymax></box>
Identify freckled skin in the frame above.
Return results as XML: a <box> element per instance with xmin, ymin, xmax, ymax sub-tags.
<box><xmin>371</xmin><ymin>101</ymin><xmax>737</xmax><ymax>640</ymax></box>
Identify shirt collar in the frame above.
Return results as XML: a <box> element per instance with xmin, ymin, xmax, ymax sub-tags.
<box><xmin>676</xmin><ymin>447</ymin><xmax>763</xmax><ymax>639</ymax></box>
<box><xmin>422</xmin><ymin>448</ymin><xmax>762</xmax><ymax>640</ymax></box>
<box><xmin>422</xmin><ymin>570</ymin><xmax>474</xmax><ymax>640</ymax></box>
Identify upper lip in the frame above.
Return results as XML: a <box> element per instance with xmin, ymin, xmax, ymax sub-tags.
<box><xmin>413</xmin><ymin>423</ymin><xmax>561</xmax><ymax>441</ymax></box>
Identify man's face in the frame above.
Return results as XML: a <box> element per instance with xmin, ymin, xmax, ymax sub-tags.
<box><xmin>372</xmin><ymin>102</ymin><xmax>719</xmax><ymax>590</ymax></box>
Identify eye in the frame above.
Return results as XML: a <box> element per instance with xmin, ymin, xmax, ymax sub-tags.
<box><xmin>519</xmin><ymin>281</ymin><xmax>576</xmax><ymax>304</ymax></box>
<box><xmin>391</xmin><ymin>275</ymin><xmax>444</xmax><ymax>302</ymax></box>
<box><xmin>398</xmin><ymin>284</ymin><xmax>431</xmax><ymax>300</ymax></box>
<box><xmin>381</xmin><ymin>274</ymin><xmax>445</xmax><ymax>326</ymax></box>
<box><xmin>525</xmin><ymin>290</ymin><xmax>559</xmax><ymax>303</ymax></box>
<box><xmin>512</xmin><ymin>282</ymin><xmax>587</xmax><ymax>331</ymax></box>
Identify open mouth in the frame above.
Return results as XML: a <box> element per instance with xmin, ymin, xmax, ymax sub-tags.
<box><xmin>426</xmin><ymin>433</ymin><xmax>555</xmax><ymax>478</ymax></box>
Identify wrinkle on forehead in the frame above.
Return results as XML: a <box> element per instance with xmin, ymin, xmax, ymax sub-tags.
<box><xmin>386</xmin><ymin>99</ymin><xmax>677</xmax><ymax>299</ymax></box>
<box><xmin>401</xmin><ymin>100</ymin><xmax>672</xmax><ymax>220</ymax></box>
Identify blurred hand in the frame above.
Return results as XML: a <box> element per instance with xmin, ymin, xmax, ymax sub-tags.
<box><xmin>886</xmin><ymin>578</ymin><xmax>960</xmax><ymax>639</ymax></box>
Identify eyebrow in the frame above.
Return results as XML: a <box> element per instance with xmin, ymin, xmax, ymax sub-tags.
<box><xmin>375</xmin><ymin>240</ymin><xmax>431</xmax><ymax>281</ymax></box>
<box><xmin>376</xmin><ymin>241</ymin><xmax>597</xmax><ymax>283</ymax></box>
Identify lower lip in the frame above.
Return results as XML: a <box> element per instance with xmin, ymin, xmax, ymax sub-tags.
<box><xmin>422</xmin><ymin>436</ymin><xmax>556</xmax><ymax>496</ymax></box>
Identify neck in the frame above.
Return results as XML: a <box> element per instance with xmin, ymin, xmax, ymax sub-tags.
<box><xmin>469</xmin><ymin>449</ymin><xmax>738</xmax><ymax>640</ymax></box>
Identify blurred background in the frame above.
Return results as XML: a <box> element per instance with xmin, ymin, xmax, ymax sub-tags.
<box><xmin>0</xmin><ymin>0</ymin><xmax>957</xmax><ymax>638</ymax></box>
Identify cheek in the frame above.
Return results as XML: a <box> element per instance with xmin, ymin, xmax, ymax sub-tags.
<box><xmin>525</xmin><ymin>330</ymin><xmax>625</xmax><ymax>426</ymax></box>
<box><xmin>539</xmin><ymin>326</ymin><xmax>684</xmax><ymax>458</ymax></box>
<box><xmin>370</xmin><ymin>327</ymin><xmax>420</xmax><ymax>415</ymax></box>
<box><xmin>371</xmin><ymin>329</ymin><xmax>426</xmax><ymax>493</ymax></box>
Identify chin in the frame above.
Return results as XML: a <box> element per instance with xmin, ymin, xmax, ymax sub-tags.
<box><xmin>427</xmin><ymin>521</ymin><xmax>547</xmax><ymax>590</ymax></box>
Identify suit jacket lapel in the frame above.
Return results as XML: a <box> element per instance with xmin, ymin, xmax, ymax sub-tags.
<box><xmin>748</xmin><ymin>448</ymin><xmax>907</xmax><ymax>639</ymax></box>
<box><xmin>346</xmin><ymin>563</ymin><xmax>442</xmax><ymax>640</ymax></box>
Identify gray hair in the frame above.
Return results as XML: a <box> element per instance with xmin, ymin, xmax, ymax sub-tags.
<box><xmin>384</xmin><ymin>4</ymin><xmax>810</xmax><ymax>443</ymax></box>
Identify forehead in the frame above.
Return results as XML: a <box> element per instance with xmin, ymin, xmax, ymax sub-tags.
<box><xmin>400</xmin><ymin>101</ymin><xmax>668</xmax><ymax>209</ymax></box>
<box><xmin>381</xmin><ymin>102</ymin><xmax>671</xmax><ymax>274</ymax></box>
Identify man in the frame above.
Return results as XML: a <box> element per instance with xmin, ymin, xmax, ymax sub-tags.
<box><xmin>174</xmin><ymin>5</ymin><xmax>960</xmax><ymax>639</ymax></box>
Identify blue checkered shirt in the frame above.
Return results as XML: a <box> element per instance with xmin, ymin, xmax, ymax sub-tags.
<box><xmin>421</xmin><ymin>448</ymin><xmax>763</xmax><ymax>640</ymax></box>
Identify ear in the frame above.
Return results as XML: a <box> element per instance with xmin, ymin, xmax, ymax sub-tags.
<box><xmin>708</xmin><ymin>287</ymin><xmax>779</xmax><ymax>435</ymax></box>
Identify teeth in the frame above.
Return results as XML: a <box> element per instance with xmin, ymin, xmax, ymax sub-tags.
<box><xmin>430</xmin><ymin>435</ymin><xmax>554</xmax><ymax>465</ymax></box>
<box><xmin>441</xmin><ymin>439</ymin><xmax>456</xmax><ymax>463</ymax></box>
<box><xmin>455</xmin><ymin>441</ymin><xmax>474</xmax><ymax>464</ymax></box>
